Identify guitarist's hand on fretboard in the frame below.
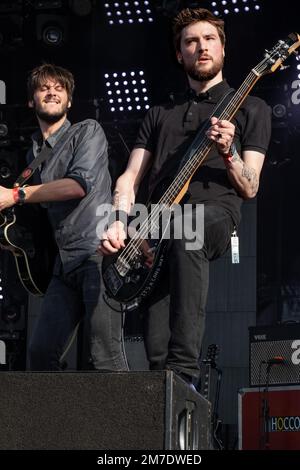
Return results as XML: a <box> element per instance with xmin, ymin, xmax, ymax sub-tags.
<box><xmin>206</xmin><ymin>117</ymin><xmax>235</xmax><ymax>156</ymax></box>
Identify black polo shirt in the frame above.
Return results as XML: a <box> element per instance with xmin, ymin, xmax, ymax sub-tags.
<box><xmin>134</xmin><ymin>80</ymin><xmax>272</xmax><ymax>226</ymax></box>
<box><xmin>27</xmin><ymin>118</ymin><xmax>111</xmax><ymax>273</ymax></box>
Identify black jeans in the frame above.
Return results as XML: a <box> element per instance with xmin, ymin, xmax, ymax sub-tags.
<box><xmin>29</xmin><ymin>254</ymin><xmax>128</xmax><ymax>371</ymax></box>
<box><xmin>143</xmin><ymin>205</ymin><xmax>234</xmax><ymax>383</ymax></box>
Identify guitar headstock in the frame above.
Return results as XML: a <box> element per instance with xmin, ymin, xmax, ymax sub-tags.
<box><xmin>254</xmin><ymin>33</ymin><xmax>300</xmax><ymax>76</ymax></box>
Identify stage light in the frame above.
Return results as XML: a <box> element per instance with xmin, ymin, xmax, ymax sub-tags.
<box><xmin>36</xmin><ymin>14</ymin><xmax>68</xmax><ymax>46</ymax></box>
<box><xmin>0</xmin><ymin>123</ymin><xmax>8</xmax><ymax>138</ymax></box>
<box><xmin>210</xmin><ymin>0</ymin><xmax>261</xmax><ymax>16</ymax></box>
<box><xmin>272</xmin><ymin>103</ymin><xmax>286</xmax><ymax>119</ymax></box>
<box><xmin>0</xmin><ymin>162</ymin><xmax>11</xmax><ymax>179</ymax></box>
<box><xmin>1</xmin><ymin>306</ymin><xmax>21</xmax><ymax>325</ymax></box>
<box><xmin>104</xmin><ymin>1</ymin><xmax>154</xmax><ymax>25</ymax></box>
<box><xmin>296</xmin><ymin>54</ymin><xmax>300</xmax><ymax>79</ymax></box>
<box><xmin>0</xmin><ymin>123</ymin><xmax>10</xmax><ymax>148</ymax></box>
<box><xmin>104</xmin><ymin>70</ymin><xmax>150</xmax><ymax>114</ymax></box>
<box><xmin>42</xmin><ymin>23</ymin><xmax>63</xmax><ymax>45</ymax></box>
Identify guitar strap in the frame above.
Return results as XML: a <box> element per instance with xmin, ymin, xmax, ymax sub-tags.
<box><xmin>13</xmin><ymin>144</ymin><xmax>53</xmax><ymax>188</ymax></box>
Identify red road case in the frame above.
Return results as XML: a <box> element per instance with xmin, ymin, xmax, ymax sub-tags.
<box><xmin>238</xmin><ymin>386</ymin><xmax>300</xmax><ymax>450</ymax></box>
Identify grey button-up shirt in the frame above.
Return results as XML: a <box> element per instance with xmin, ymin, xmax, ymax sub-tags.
<box><xmin>27</xmin><ymin>118</ymin><xmax>111</xmax><ymax>273</ymax></box>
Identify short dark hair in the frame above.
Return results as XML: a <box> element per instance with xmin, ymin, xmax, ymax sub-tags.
<box><xmin>173</xmin><ymin>8</ymin><xmax>226</xmax><ymax>52</ymax></box>
<box><xmin>27</xmin><ymin>63</ymin><xmax>75</xmax><ymax>102</ymax></box>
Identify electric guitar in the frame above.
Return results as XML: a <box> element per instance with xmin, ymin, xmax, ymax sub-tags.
<box><xmin>102</xmin><ymin>33</ymin><xmax>300</xmax><ymax>306</ymax></box>
<box><xmin>0</xmin><ymin>205</ymin><xmax>57</xmax><ymax>296</ymax></box>
<box><xmin>202</xmin><ymin>344</ymin><xmax>219</xmax><ymax>401</ymax></box>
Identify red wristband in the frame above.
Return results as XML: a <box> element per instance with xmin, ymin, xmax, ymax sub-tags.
<box><xmin>221</xmin><ymin>142</ymin><xmax>237</xmax><ymax>163</ymax></box>
<box><xmin>222</xmin><ymin>153</ymin><xmax>234</xmax><ymax>162</ymax></box>
<box><xmin>12</xmin><ymin>187</ymin><xmax>19</xmax><ymax>204</ymax></box>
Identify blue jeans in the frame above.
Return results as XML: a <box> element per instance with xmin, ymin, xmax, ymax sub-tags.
<box><xmin>143</xmin><ymin>205</ymin><xmax>234</xmax><ymax>383</ymax></box>
<box><xmin>29</xmin><ymin>254</ymin><xmax>128</xmax><ymax>371</ymax></box>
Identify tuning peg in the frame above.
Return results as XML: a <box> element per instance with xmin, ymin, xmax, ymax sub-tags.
<box><xmin>280</xmin><ymin>65</ymin><xmax>290</xmax><ymax>70</ymax></box>
<box><xmin>293</xmin><ymin>50</ymin><xmax>299</xmax><ymax>56</ymax></box>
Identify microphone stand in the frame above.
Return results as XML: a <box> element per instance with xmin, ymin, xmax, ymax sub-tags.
<box><xmin>212</xmin><ymin>365</ymin><xmax>224</xmax><ymax>450</ymax></box>
<box><xmin>261</xmin><ymin>364</ymin><xmax>272</xmax><ymax>450</ymax></box>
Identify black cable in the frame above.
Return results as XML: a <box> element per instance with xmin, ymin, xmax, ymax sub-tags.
<box><xmin>103</xmin><ymin>292</ymin><xmax>123</xmax><ymax>313</ymax></box>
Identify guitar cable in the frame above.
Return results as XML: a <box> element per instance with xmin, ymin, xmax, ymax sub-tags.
<box><xmin>103</xmin><ymin>292</ymin><xmax>123</xmax><ymax>313</ymax></box>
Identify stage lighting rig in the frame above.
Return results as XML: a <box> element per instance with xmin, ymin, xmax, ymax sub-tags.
<box><xmin>209</xmin><ymin>0</ymin><xmax>261</xmax><ymax>16</ymax></box>
<box><xmin>104</xmin><ymin>1</ymin><xmax>154</xmax><ymax>25</ymax></box>
<box><xmin>104</xmin><ymin>70</ymin><xmax>150</xmax><ymax>115</ymax></box>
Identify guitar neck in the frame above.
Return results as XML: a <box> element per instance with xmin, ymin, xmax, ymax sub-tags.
<box><xmin>203</xmin><ymin>362</ymin><xmax>212</xmax><ymax>401</ymax></box>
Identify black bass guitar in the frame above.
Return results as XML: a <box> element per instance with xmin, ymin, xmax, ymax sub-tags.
<box><xmin>102</xmin><ymin>33</ymin><xmax>300</xmax><ymax>306</ymax></box>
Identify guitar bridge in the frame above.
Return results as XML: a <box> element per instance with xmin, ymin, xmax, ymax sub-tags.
<box><xmin>115</xmin><ymin>258</ymin><xmax>131</xmax><ymax>277</ymax></box>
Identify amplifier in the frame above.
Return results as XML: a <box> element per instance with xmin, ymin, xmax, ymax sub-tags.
<box><xmin>249</xmin><ymin>324</ymin><xmax>300</xmax><ymax>387</ymax></box>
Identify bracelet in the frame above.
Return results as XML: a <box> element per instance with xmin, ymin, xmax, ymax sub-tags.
<box><xmin>12</xmin><ymin>187</ymin><xmax>19</xmax><ymax>204</ymax></box>
<box><xmin>221</xmin><ymin>142</ymin><xmax>238</xmax><ymax>162</ymax></box>
<box><xmin>108</xmin><ymin>210</ymin><xmax>128</xmax><ymax>226</ymax></box>
<box><xmin>222</xmin><ymin>153</ymin><xmax>234</xmax><ymax>162</ymax></box>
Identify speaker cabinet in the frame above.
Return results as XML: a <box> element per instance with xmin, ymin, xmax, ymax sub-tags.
<box><xmin>249</xmin><ymin>325</ymin><xmax>300</xmax><ymax>387</ymax></box>
<box><xmin>0</xmin><ymin>370</ymin><xmax>211</xmax><ymax>450</ymax></box>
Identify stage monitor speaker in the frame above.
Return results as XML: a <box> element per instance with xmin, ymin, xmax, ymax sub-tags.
<box><xmin>0</xmin><ymin>370</ymin><xmax>211</xmax><ymax>450</ymax></box>
<box><xmin>249</xmin><ymin>324</ymin><xmax>300</xmax><ymax>387</ymax></box>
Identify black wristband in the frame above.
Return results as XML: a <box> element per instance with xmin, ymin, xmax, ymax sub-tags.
<box><xmin>108</xmin><ymin>210</ymin><xmax>128</xmax><ymax>226</ymax></box>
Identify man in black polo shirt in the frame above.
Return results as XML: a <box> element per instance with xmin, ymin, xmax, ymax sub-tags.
<box><xmin>0</xmin><ymin>64</ymin><xmax>128</xmax><ymax>371</ymax></box>
<box><xmin>100</xmin><ymin>8</ymin><xmax>271</xmax><ymax>386</ymax></box>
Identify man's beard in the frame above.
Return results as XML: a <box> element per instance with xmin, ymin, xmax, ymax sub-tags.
<box><xmin>35</xmin><ymin>103</ymin><xmax>69</xmax><ymax>124</ymax></box>
<box><xmin>184</xmin><ymin>56</ymin><xmax>224</xmax><ymax>82</ymax></box>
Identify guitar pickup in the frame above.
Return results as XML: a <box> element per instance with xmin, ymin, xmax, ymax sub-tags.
<box><xmin>115</xmin><ymin>258</ymin><xmax>131</xmax><ymax>277</ymax></box>
<box><xmin>103</xmin><ymin>264</ymin><xmax>123</xmax><ymax>295</ymax></box>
